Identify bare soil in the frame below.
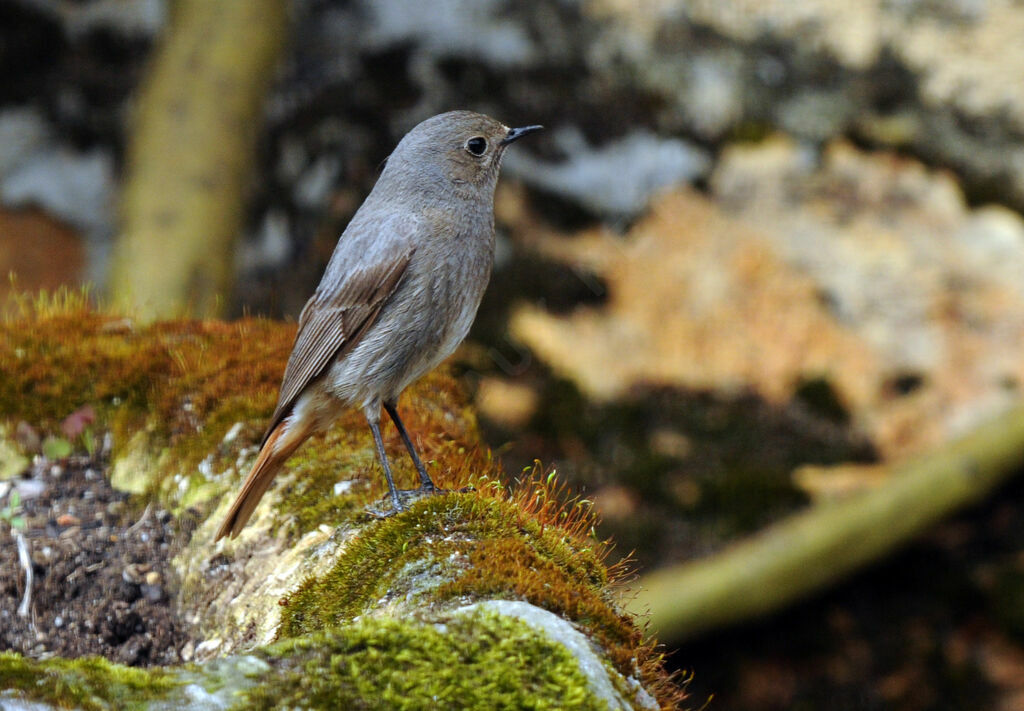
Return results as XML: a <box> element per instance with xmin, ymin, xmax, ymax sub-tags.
<box><xmin>0</xmin><ymin>454</ymin><xmax>195</xmax><ymax>666</ymax></box>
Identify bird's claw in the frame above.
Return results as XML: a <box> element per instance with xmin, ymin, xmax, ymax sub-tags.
<box><xmin>365</xmin><ymin>483</ymin><xmax>470</xmax><ymax>518</ymax></box>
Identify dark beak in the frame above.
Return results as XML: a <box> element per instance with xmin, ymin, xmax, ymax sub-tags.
<box><xmin>500</xmin><ymin>125</ymin><xmax>543</xmax><ymax>146</ymax></box>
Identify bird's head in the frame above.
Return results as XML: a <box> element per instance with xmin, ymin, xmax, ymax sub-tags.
<box><xmin>383</xmin><ymin>111</ymin><xmax>542</xmax><ymax>199</ymax></box>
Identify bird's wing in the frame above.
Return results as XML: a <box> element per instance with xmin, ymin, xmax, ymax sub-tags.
<box><xmin>262</xmin><ymin>246</ymin><xmax>414</xmax><ymax>444</ymax></box>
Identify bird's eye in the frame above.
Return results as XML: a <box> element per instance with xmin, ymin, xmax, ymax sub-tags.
<box><xmin>466</xmin><ymin>137</ymin><xmax>488</xmax><ymax>156</ymax></box>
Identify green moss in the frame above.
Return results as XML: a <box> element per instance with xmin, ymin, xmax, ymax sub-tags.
<box><xmin>280</xmin><ymin>492</ymin><xmax>475</xmax><ymax>632</ymax></box>
<box><xmin>279</xmin><ymin>490</ymin><xmax>604</xmax><ymax>634</ymax></box>
<box><xmin>0</xmin><ymin>651</ymin><xmax>179</xmax><ymax>710</ymax></box>
<box><xmin>0</xmin><ymin>618</ymin><xmax>615</xmax><ymax>711</ymax></box>
<box><xmin>243</xmin><ymin>611</ymin><xmax>609</xmax><ymax>711</ymax></box>
<box><xmin>437</xmin><ymin>536</ymin><xmax>641</xmax><ymax>677</ymax></box>
<box><xmin>275</xmin><ymin>481</ymin><xmax>656</xmax><ymax>691</ymax></box>
<box><xmin>0</xmin><ymin>298</ymin><xmax>679</xmax><ymax>707</ymax></box>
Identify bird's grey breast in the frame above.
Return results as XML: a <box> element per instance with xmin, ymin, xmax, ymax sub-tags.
<box><xmin>401</xmin><ymin>204</ymin><xmax>495</xmax><ymax>359</ymax></box>
<box><xmin>322</xmin><ymin>200</ymin><xmax>495</xmax><ymax>405</ymax></box>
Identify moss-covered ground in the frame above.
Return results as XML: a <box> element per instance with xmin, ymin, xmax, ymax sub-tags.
<box><xmin>0</xmin><ymin>290</ymin><xmax>287</xmax><ymax>505</ymax></box>
<box><xmin>0</xmin><ymin>294</ymin><xmax>681</xmax><ymax>709</ymax></box>
<box><xmin>279</xmin><ymin>474</ymin><xmax>679</xmax><ymax>705</ymax></box>
<box><xmin>0</xmin><ymin>291</ymin><xmax>486</xmax><ymax>529</ymax></box>
<box><xmin>0</xmin><ymin>612</ymin><xmax>612</xmax><ymax>711</ymax></box>
<box><xmin>0</xmin><ymin>652</ymin><xmax>178</xmax><ymax>710</ymax></box>
<box><xmin>245</xmin><ymin>611</ymin><xmax>610</xmax><ymax>711</ymax></box>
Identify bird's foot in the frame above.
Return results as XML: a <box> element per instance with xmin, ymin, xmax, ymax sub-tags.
<box><xmin>364</xmin><ymin>484</ymin><xmax>474</xmax><ymax>518</ymax></box>
<box><xmin>364</xmin><ymin>504</ymin><xmax>401</xmax><ymax>519</ymax></box>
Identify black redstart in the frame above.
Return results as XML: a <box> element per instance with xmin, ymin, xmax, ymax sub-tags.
<box><xmin>217</xmin><ymin>111</ymin><xmax>541</xmax><ymax>540</ymax></box>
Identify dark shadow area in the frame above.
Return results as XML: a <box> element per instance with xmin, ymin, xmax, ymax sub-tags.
<box><xmin>469</xmin><ymin>365</ymin><xmax>877</xmax><ymax>569</ymax></box>
<box><xmin>672</xmin><ymin>468</ymin><xmax>1024</xmax><ymax>711</ymax></box>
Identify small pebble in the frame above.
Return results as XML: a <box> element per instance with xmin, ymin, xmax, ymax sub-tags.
<box><xmin>53</xmin><ymin>616</ymin><xmax>63</xmax><ymax>628</ymax></box>
<box><xmin>122</xmin><ymin>563</ymin><xmax>151</xmax><ymax>584</ymax></box>
<box><xmin>57</xmin><ymin>513</ymin><xmax>81</xmax><ymax>527</ymax></box>
<box><xmin>195</xmin><ymin>638</ymin><xmax>222</xmax><ymax>656</ymax></box>
<box><xmin>16</xmin><ymin>479</ymin><xmax>46</xmax><ymax>499</ymax></box>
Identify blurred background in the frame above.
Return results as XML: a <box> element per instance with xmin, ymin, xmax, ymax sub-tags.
<box><xmin>3</xmin><ymin>0</ymin><xmax>1024</xmax><ymax>708</ymax></box>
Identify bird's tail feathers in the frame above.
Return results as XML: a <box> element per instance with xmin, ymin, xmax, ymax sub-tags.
<box><xmin>215</xmin><ymin>418</ymin><xmax>310</xmax><ymax>540</ymax></box>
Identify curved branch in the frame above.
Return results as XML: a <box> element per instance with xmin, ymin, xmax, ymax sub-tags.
<box><xmin>628</xmin><ymin>405</ymin><xmax>1024</xmax><ymax>642</ymax></box>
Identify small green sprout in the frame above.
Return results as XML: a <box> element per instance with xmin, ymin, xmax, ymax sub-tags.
<box><xmin>1</xmin><ymin>489</ymin><xmax>26</xmax><ymax>530</ymax></box>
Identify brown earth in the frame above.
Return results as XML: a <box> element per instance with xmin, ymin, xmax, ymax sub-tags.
<box><xmin>0</xmin><ymin>451</ymin><xmax>195</xmax><ymax>666</ymax></box>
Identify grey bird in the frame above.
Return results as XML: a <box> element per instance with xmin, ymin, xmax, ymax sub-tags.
<box><xmin>216</xmin><ymin>111</ymin><xmax>541</xmax><ymax>540</ymax></box>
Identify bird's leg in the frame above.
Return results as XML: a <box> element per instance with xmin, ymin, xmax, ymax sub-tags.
<box><xmin>384</xmin><ymin>400</ymin><xmax>437</xmax><ymax>492</ymax></box>
<box><xmin>366</xmin><ymin>411</ymin><xmax>404</xmax><ymax>517</ymax></box>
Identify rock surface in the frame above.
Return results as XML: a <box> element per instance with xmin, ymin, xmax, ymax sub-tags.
<box><xmin>592</xmin><ymin>0</ymin><xmax>1024</xmax><ymax>206</ymax></box>
<box><xmin>510</xmin><ymin>139</ymin><xmax>1024</xmax><ymax>458</ymax></box>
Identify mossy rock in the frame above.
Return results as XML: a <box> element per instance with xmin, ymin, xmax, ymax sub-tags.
<box><xmin>0</xmin><ymin>608</ymin><xmax>656</xmax><ymax>710</ymax></box>
<box><xmin>0</xmin><ymin>297</ymin><xmax>679</xmax><ymax>709</ymax></box>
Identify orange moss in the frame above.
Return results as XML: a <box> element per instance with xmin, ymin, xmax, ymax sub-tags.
<box><xmin>439</xmin><ymin>536</ymin><xmax>640</xmax><ymax>666</ymax></box>
<box><xmin>469</xmin><ymin>473</ymin><xmax>686</xmax><ymax>709</ymax></box>
<box><xmin>0</xmin><ymin>292</ymin><xmax>491</xmax><ymax>524</ymax></box>
<box><xmin>0</xmin><ymin>294</ymin><xmax>289</xmax><ymax>498</ymax></box>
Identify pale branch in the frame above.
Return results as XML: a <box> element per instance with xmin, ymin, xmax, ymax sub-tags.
<box><xmin>628</xmin><ymin>405</ymin><xmax>1024</xmax><ymax>642</ymax></box>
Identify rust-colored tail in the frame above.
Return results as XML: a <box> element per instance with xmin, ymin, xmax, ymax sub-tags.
<box><xmin>215</xmin><ymin>419</ymin><xmax>310</xmax><ymax>540</ymax></box>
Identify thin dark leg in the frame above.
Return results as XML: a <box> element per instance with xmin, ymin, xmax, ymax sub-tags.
<box><xmin>367</xmin><ymin>415</ymin><xmax>403</xmax><ymax>513</ymax></box>
<box><xmin>384</xmin><ymin>401</ymin><xmax>436</xmax><ymax>490</ymax></box>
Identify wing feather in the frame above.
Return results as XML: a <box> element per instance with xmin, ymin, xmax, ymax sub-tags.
<box><xmin>262</xmin><ymin>248</ymin><xmax>413</xmax><ymax>444</ymax></box>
